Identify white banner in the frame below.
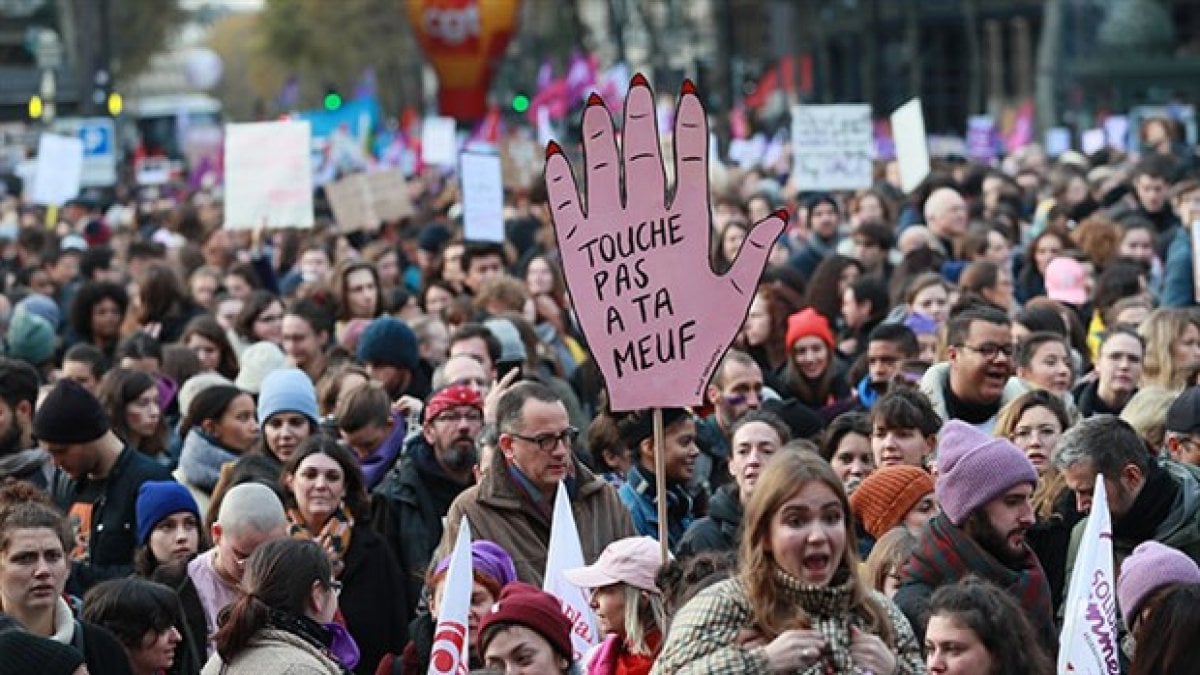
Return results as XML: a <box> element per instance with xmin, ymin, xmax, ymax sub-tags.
<box><xmin>460</xmin><ymin>151</ymin><xmax>505</xmax><ymax>243</ymax></box>
<box><xmin>543</xmin><ymin>481</ymin><xmax>599</xmax><ymax>661</ymax></box>
<box><xmin>790</xmin><ymin>104</ymin><xmax>873</xmax><ymax>191</ymax></box>
<box><xmin>30</xmin><ymin>133</ymin><xmax>83</xmax><ymax>206</ymax></box>
<box><xmin>1058</xmin><ymin>480</ymin><xmax>1119</xmax><ymax>674</ymax></box>
<box><xmin>428</xmin><ymin>518</ymin><xmax>472</xmax><ymax>675</ymax></box>
<box><xmin>891</xmin><ymin>98</ymin><xmax>930</xmax><ymax>194</ymax></box>
<box><xmin>223</xmin><ymin>120</ymin><xmax>313</xmax><ymax>229</ymax></box>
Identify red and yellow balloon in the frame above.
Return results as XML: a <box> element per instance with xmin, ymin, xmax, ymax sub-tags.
<box><xmin>407</xmin><ymin>0</ymin><xmax>520</xmax><ymax>122</ymax></box>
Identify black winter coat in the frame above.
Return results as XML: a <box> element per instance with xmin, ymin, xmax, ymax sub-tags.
<box><xmin>51</xmin><ymin>444</ymin><xmax>173</xmax><ymax>595</ymax></box>
<box><xmin>677</xmin><ymin>484</ymin><xmax>742</xmax><ymax>559</ymax></box>
<box><xmin>340</xmin><ymin>523</ymin><xmax>409</xmax><ymax>675</ymax></box>
<box><xmin>369</xmin><ymin>438</ymin><xmax>473</xmax><ymax>622</ymax></box>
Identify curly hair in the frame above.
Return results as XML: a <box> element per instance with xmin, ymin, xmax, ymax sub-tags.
<box><xmin>927</xmin><ymin>577</ymin><xmax>1054</xmax><ymax>675</ymax></box>
<box><xmin>69</xmin><ymin>281</ymin><xmax>128</xmax><ymax>343</ymax></box>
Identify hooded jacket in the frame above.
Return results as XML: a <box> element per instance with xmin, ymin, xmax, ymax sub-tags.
<box><xmin>434</xmin><ymin>446</ymin><xmax>635</xmax><ymax>586</ymax></box>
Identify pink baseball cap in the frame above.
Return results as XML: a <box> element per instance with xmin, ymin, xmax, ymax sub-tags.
<box><xmin>1044</xmin><ymin>256</ymin><xmax>1088</xmax><ymax>306</ymax></box>
<box><xmin>562</xmin><ymin>536</ymin><xmax>668</xmax><ymax>593</ymax></box>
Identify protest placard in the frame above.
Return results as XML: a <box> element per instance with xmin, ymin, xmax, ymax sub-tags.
<box><xmin>460</xmin><ymin>151</ymin><xmax>505</xmax><ymax>243</ymax></box>
<box><xmin>966</xmin><ymin>115</ymin><xmax>997</xmax><ymax>162</ymax></box>
<box><xmin>326</xmin><ymin>170</ymin><xmax>414</xmax><ymax>233</ymax></box>
<box><xmin>30</xmin><ymin>133</ymin><xmax>82</xmax><ymax>206</ymax></box>
<box><xmin>500</xmin><ymin>136</ymin><xmax>542</xmax><ymax>190</ymax></box>
<box><xmin>790</xmin><ymin>104</ymin><xmax>873</xmax><ymax>191</ymax></box>
<box><xmin>223</xmin><ymin>120</ymin><xmax>313</xmax><ymax>230</ymax></box>
<box><xmin>1104</xmin><ymin>116</ymin><xmax>1129</xmax><ymax>151</ymax></box>
<box><xmin>544</xmin><ymin>76</ymin><xmax>782</xmax><ymax>411</ymax></box>
<box><xmin>1045</xmin><ymin>127</ymin><xmax>1072</xmax><ymax>157</ymax></box>
<box><xmin>1081</xmin><ymin>128</ymin><xmax>1107</xmax><ymax>155</ymax></box>
<box><xmin>891</xmin><ymin>98</ymin><xmax>930</xmax><ymax>193</ymax></box>
<box><xmin>421</xmin><ymin>116</ymin><xmax>458</xmax><ymax>167</ymax></box>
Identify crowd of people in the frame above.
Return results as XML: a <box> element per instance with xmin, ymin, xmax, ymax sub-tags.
<box><xmin>2</xmin><ymin>111</ymin><xmax>1200</xmax><ymax>674</ymax></box>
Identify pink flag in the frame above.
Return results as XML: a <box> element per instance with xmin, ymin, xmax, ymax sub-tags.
<box><xmin>428</xmin><ymin>519</ymin><xmax>472</xmax><ymax>675</ymax></box>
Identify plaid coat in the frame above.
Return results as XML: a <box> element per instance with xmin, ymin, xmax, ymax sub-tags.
<box><xmin>652</xmin><ymin>570</ymin><xmax>925</xmax><ymax>674</ymax></box>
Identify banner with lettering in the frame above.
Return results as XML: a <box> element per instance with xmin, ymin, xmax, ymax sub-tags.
<box><xmin>543</xmin><ymin>75</ymin><xmax>783</xmax><ymax>411</ymax></box>
<box><xmin>790</xmin><ymin>104</ymin><xmax>873</xmax><ymax>191</ymax></box>
<box><xmin>1058</xmin><ymin>480</ymin><xmax>1119</xmax><ymax>674</ymax></box>
<box><xmin>428</xmin><ymin>518</ymin><xmax>472</xmax><ymax>675</ymax></box>
<box><xmin>223</xmin><ymin>120</ymin><xmax>313</xmax><ymax>229</ymax></box>
<box><xmin>543</xmin><ymin>481</ymin><xmax>598</xmax><ymax>661</ymax></box>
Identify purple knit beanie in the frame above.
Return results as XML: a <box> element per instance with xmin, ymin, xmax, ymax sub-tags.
<box><xmin>935</xmin><ymin>420</ymin><xmax>1037</xmax><ymax>526</ymax></box>
<box><xmin>434</xmin><ymin>539</ymin><xmax>518</xmax><ymax>588</ymax></box>
<box><xmin>1117</xmin><ymin>541</ymin><xmax>1200</xmax><ymax>620</ymax></box>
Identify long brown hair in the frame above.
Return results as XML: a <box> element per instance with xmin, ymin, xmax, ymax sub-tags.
<box><xmin>738</xmin><ymin>450</ymin><xmax>893</xmax><ymax>644</ymax></box>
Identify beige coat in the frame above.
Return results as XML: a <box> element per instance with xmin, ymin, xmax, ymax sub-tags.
<box><xmin>200</xmin><ymin>629</ymin><xmax>343</xmax><ymax>675</ymax></box>
<box><xmin>435</xmin><ymin>449</ymin><xmax>635</xmax><ymax>585</ymax></box>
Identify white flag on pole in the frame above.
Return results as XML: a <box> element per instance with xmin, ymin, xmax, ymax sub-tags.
<box><xmin>1058</xmin><ymin>479</ymin><xmax>1120</xmax><ymax>674</ymax></box>
<box><xmin>428</xmin><ymin>518</ymin><xmax>472</xmax><ymax>675</ymax></box>
<box><xmin>543</xmin><ymin>481</ymin><xmax>599</xmax><ymax>661</ymax></box>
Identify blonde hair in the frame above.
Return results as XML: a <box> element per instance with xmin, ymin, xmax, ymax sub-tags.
<box><xmin>1140</xmin><ymin>308</ymin><xmax>1198</xmax><ymax>390</ymax></box>
<box><xmin>739</xmin><ymin>449</ymin><xmax>893</xmax><ymax>644</ymax></box>
<box><xmin>1120</xmin><ymin>386</ymin><xmax>1179</xmax><ymax>455</ymax></box>
<box><xmin>619</xmin><ymin>583</ymin><xmax>668</xmax><ymax>656</ymax></box>
<box><xmin>863</xmin><ymin>527</ymin><xmax>918</xmax><ymax>594</ymax></box>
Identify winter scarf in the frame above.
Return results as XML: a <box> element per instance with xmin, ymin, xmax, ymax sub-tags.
<box><xmin>358</xmin><ymin>413</ymin><xmax>406</xmax><ymax>490</ymax></box>
<box><xmin>902</xmin><ymin>514</ymin><xmax>1055</xmax><ymax>651</ymax></box>
<box><xmin>265</xmin><ymin>608</ymin><xmax>356</xmax><ymax>673</ymax></box>
<box><xmin>0</xmin><ymin>447</ymin><xmax>49</xmax><ymax>482</ymax></box>
<box><xmin>177</xmin><ymin>429</ymin><xmax>239</xmax><ymax>494</ymax></box>
<box><xmin>288</xmin><ymin>504</ymin><xmax>355</xmax><ymax>577</ymax></box>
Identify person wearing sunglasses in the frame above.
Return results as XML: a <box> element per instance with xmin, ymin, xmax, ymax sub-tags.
<box><xmin>920</xmin><ymin>306</ymin><xmax>1026</xmax><ymax>434</ymax></box>
<box><xmin>435</xmin><ymin>381</ymin><xmax>635</xmax><ymax>585</ymax></box>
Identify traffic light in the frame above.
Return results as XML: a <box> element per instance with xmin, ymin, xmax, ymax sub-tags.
<box><xmin>511</xmin><ymin>93</ymin><xmax>530</xmax><ymax>113</ymax></box>
<box><xmin>106</xmin><ymin>92</ymin><xmax>123</xmax><ymax>116</ymax></box>
<box><xmin>323</xmin><ymin>87</ymin><xmax>343</xmax><ymax>111</ymax></box>
<box><xmin>28</xmin><ymin>95</ymin><xmax>43</xmax><ymax>119</ymax></box>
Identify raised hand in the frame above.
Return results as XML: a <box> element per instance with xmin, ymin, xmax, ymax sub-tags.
<box><xmin>544</xmin><ymin>75</ymin><xmax>785</xmax><ymax>411</ymax></box>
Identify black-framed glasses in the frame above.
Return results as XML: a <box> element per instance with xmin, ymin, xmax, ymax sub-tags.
<box><xmin>509</xmin><ymin>427</ymin><xmax>579</xmax><ymax>452</ymax></box>
<box><xmin>958</xmin><ymin>342</ymin><xmax>1014</xmax><ymax>361</ymax></box>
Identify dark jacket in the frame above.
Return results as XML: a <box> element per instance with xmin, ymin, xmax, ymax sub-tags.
<box><xmin>693</xmin><ymin>415</ymin><xmax>731</xmax><ymax>497</ymax></box>
<box><xmin>369</xmin><ymin>437</ymin><xmax>473</xmax><ymax>622</ymax></box>
<box><xmin>76</xmin><ymin>619</ymin><xmax>135</xmax><ymax>675</ymax></box>
<box><xmin>152</xmin><ymin>560</ymin><xmax>204</xmax><ymax>675</ymax></box>
<box><xmin>340</xmin><ymin>523</ymin><xmax>409</xmax><ymax>675</ymax></box>
<box><xmin>51</xmin><ymin>444</ymin><xmax>172</xmax><ymax>594</ymax></box>
<box><xmin>1162</xmin><ymin>225</ymin><xmax>1195</xmax><ymax>308</ymax></box>
<box><xmin>677</xmin><ymin>484</ymin><xmax>742</xmax><ymax>558</ymax></box>
<box><xmin>1025</xmin><ymin>487</ymin><xmax>1083</xmax><ymax>615</ymax></box>
<box><xmin>1071</xmin><ymin>379</ymin><xmax>1131</xmax><ymax>418</ymax></box>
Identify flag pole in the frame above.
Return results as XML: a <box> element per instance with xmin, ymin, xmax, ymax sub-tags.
<box><xmin>653</xmin><ymin>408</ymin><xmax>668</xmax><ymax>561</ymax></box>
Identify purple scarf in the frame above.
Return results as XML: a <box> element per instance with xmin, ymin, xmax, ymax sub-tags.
<box><xmin>359</xmin><ymin>413</ymin><xmax>406</xmax><ymax>490</ymax></box>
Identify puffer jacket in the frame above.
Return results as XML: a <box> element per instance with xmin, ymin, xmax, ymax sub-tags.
<box><xmin>434</xmin><ymin>448</ymin><xmax>635</xmax><ymax>585</ymax></box>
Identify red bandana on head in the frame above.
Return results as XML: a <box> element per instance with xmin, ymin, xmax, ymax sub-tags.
<box><xmin>425</xmin><ymin>384</ymin><xmax>484</xmax><ymax>422</ymax></box>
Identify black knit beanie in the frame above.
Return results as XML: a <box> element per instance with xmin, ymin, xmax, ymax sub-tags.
<box><xmin>33</xmin><ymin>378</ymin><xmax>109</xmax><ymax>444</ymax></box>
<box><xmin>0</xmin><ymin>630</ymin><xmax>85</xmax><ymax>675</ymax></box>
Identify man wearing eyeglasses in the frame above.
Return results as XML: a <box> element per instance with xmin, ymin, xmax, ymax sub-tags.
<box><xmin>920</xmin><ymin>306</ymin><xmax>1026</xmax><ymax>434</ymax></box>
<box><xmin>436</xmin><ymin>381</ymin><xmax>635</xmax><ymax>585</ymax></box>
<box><xmin>370</xmin><ymin>384</ymin><xmax>484</xmax><ymax>622</ymax></box>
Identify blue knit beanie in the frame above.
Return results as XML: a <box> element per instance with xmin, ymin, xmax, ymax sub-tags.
<box><xmin>136</xmin><ymin>480</ymin><xmax>200</xmax><ymax>545</ymax></box>
<box><xmin>257</xmin><ymin>368</ymin><xmax>319</xmax><ymax>427</ymax></box>
<box><xmin>356</xmin><ymin>317</ymin><xmax>418</xmax><ymax>370</ymax></box>
<box><xmin>16</xmin><ymin>293</ymin><xmax>60</xmax><ymax>329</ymax></box>
<box><xmin>6</xmin><ymin>307</ymin><xmax>55</xmax><ymax>365</ymax></box>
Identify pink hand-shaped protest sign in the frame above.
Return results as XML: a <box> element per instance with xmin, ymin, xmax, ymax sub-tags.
<box><xmin>544</xmin><ymin>75</ymin><xmax>785</xmax><ymax>411</ymax></box>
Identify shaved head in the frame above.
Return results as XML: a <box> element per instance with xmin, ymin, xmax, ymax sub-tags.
<box><xmin>216</xmin><ymin>483</ymin><xmax>286</xmax><ymax>537</ymax></box>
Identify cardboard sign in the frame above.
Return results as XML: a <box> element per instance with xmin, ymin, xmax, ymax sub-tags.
<box><xmin>500</xmin><ymin>136</ymin><xmax>542</xmax><ymax>190</ymax></box>
<box><xmin>543</xmin><ymin>78</ymin><xmax>783</xmax><ymax>411</ymax></box>
<box><xmin>223</xmin><ymin>120</ymin><xmax>313</xmax><ymax>229</ymax></box>
<box><xmin>30</xmin><ymin>133</ymin><xmax>83</xmax><ymax>206</ymax></box>
<box><xmin>421</xmin><ymin>116</ymin><xmax>458</xmax><ymax>167</ymax></box>
<box><xmin>460</xmin><ymin>151</ymin><xmax>505</xmax><ymax>243</ymax></box>
<box><xmin>325</xmin><ymin>170</ymin><xmax>414</xmax><ymax>233</ymax></box>
<box><xmin>790</xmin><ymin>104</ymin><xmax>873</xmax><ymax>191</ymax></box>
<box><xmin>891</xmin><ymin>98</ymin><xmax>930</xmax><ymax>193</ymax></box>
